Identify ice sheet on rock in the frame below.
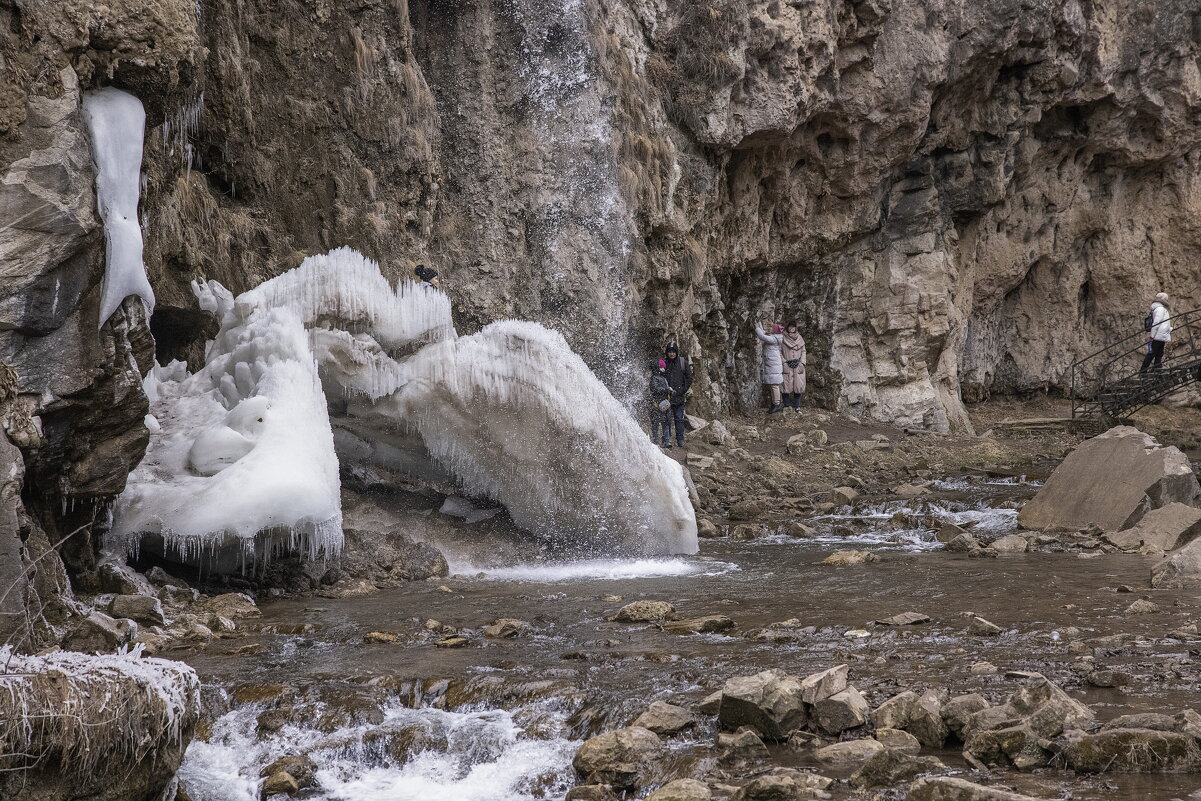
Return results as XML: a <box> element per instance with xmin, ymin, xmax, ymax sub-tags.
<box><xmin>394</xmin><ymin>321</ymin><xmax>698</xmax><ymax>555</ymax></box>
<box><xmin>111</xmin><ymin>304</ymin><xmax>342</xmax><ymax>567</ymax></box>
<box><xmin>81</xmin><ymin>88</ymin><xmax>155</xmax><ymax>326</ymax></box>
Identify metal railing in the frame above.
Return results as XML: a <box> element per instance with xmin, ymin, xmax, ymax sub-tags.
<box><xmin>1070</xmin><ymin>307</ymin><xmax>1201</xmax><ymax>423</ymax></box>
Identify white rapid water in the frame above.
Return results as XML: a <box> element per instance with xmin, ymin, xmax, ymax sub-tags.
<box><xmin>178</xmin><ymin>699</ymin><xmax>578</xmax><ymax>801</ymax></box>
<box><xmin>81</xmin><ymin>87</ymin><xmax>155</xmax><ymax>326</ymax></box>
<box><xmin>111</xmin><ymin>248</ymin><xmax>697</xmax><ymax>565</ymax></box>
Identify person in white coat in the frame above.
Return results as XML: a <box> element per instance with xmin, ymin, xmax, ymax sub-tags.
<box><xmin>1141</xmin><ymin>292</ymin><xmax>1172</xmax><ymax>373</ymax></box>
<box><xmin>755</xmin><ymin>322</ymin><xmax>785</xmax><ymax>413</ymax></box>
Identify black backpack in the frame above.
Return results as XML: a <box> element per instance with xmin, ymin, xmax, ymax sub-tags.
<box><xmin>650</xmin><ymin>374</ymin><xmax>671</xmax><ymax>401</ymax></box>
<box><xmin>1144</xmin><ymin>313</ymin><xmax>1155</xmax><ymax>333</ymax></box>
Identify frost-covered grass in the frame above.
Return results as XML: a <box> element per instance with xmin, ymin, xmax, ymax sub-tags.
<box><xmin>0</xmin><ymin>646</ymin><xmax>199</xmax><ymax>779</ymax></box>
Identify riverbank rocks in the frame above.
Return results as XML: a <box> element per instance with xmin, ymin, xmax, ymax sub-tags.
<box><xmin>198</xmin><ymin>592</ymin><xmax>260</xmax><ymax>619</ymax></box>
<box><xmin>967</xmin><ymin>616</ymin><xmax>1003</xmax><ymax>636</ymax></box>
<box><xmin>800</xmin><ymin>664</ymin><xmax>848</xmax><ymax>703</ymax></box>
<box><xmin>647</xmin><ymin>779</ymin><xmax>712</xmax><ymax>801</ymax></box>
<box><xmin>813</xmin><ymin>687</ymin><xmax>870</xmax><ymax>734</ymax></box>
<box><xmin>633</xmin><ymin>701</ymin><xmax>697</xmax><ymax>735</ymax></box>
<box><xmin>1125</xmin><ymin>599</ymin><xmax>1160</xmax><ymax>614</ymax></box>
<box><xmin>719</xmin><ymin>669</ymin><xmax>807</xmax><ymax>739</ymax></box>
<box><xmin>877</xmin><ymin>727</ymin><xmax>922</xmax><ymax>754</ymax></box>
<box><xmin>941</xmin><ymin>694</ymin><xmax>990</xmax><ymax>739</ymax></box>
<box><xmin>665</xmin><ymin>615</ymin><xmax>735</xmax><ymax>634</ymax></box>
<box><xmin>1063</xmin><ymin>728</ymin><xmax>1201</xmax><ymax>772</ymax></box>
<box><xmin>572</xmin><ymin>726</ymin><xmax>663</xmax><ymax>789</ymax></box>
<box><xmin>611</xmin><ymin>601</ymin><xmax>676</xmax><ymax>623</ymax></box>
<box><xmin>945</xmin><ymin>533</ymin><xmax>980</xmax><ymax>552</ymax></box>
<box><xmin>875</xmin><ymin>691</ymin><xmax>948</xmax><ymax>748</ymax></box>
<box><xmin>718</xmin><ymin>728</ymin><xmax>771</xmax><ymax>764</ymax></box>
<box><xmin>1018</xmin><ymin>427</ymin><xmax>1201</xmax><ymax>532</ymax></box>
<box><xmin>850</xmin><ymin>749</ymin><xmax>946</xmax><ymax>789</ymax></box>
<box><xmin>1151</xmin><ymin>536</ymin><xmax>1201</xmax><ymax>588</ymax></box>
<box><xmin>907</xmin><ymin>777</ymin><xmax>1044</xmax><ymax>801</ymax></box>
<box><xmin>731</xmin><ymin>769</ymin><xmax>832</xmax><ymax>800</ymax></box>
<box><xmin>109</xmin><ymin>594</ymin><xmax>166</xmax><ymax>626</ymax></box>
<box><xmin>821</xmin><ymin>550</ymin><xmax>879</xmax><ymax>566</ymax></box>
<box><xmin>62</xmin><ymin>610</ymin><xmax>132</xmax><ymax>653</ymax></box>
<box><xmin>830</xmin><ymin>487</ymin><xmax>859</xmax><ymax>506</ymax></box>
<box><xmin>877</xmin><ymin>612</ymin><xmax>931</xmax><ymax>626</ymax></box>
<box><xmin>1107</xmin><ymin>503</ymin><xmax>1201</xmax><ymax>553</ymax></box>
<box><xmin>962</xmin><ymin>673</ymin><xmax>1093</xmax><ymax>769</ymax></box>
<box><xmin>816</xmin><ymin>738</ymin><xmax>885</xmax><ymax>766</ymax></box>
<box><xmin>989</xmin><ymin>534</ymin><xmax>1028</xmax><ymax>553</ymax></box>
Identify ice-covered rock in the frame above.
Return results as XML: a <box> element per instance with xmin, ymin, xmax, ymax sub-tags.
<box><xmin>80</xmin><ymin>87</ymin><xmax>155</xmax><ymax>327</ymax></box>
<box><xmin>111</xmin><ymin>248</ymin><xmax>697</xmax><ymax>569</ymax></box>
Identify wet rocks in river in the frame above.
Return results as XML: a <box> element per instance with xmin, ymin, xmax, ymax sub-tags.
<box><xmin>482</xmin><ymin>618</ymin><xmax>531</xmax><ymax>638</ymax></box>
<box><xmin>261</xmin><ymin>770</ymin><xmax>300</xmax><ymax>795</ymax></box>
<box><xmin>820</xmin><ymin>550</ymin><xmax>879</xmax><ymax>566</ymax></box>
<box><xmin>632</xmin><ymin>701</ymin><xmax>697</xmax><ymax>735</ymax></box>
<box><xmin>1086</xmin><ymin>669</ymin><xmax>1131</xmax><ymax>688</ymax></box>
<box><xmin>989</xmin><ymin>534</ymin><xmax>1028</xmax><ymax>553</ymax></box>
<box><xmin>876</xmin><ymin>727</ymin><xmax>921</xmax><ymax>754</ymax></box>
<box><xmin>1125</xmin><ymin>598</ymin><xmax>1160</xmax><ymax>614</ymax></box>
<box><xmin>611</xmin><ymin>600</ymin><xmax>676</xmax><ymax>623</ymax></box>
<box><xmin>646</xmin><ymin>778</ymin><xmax>712</xmax><ymax>801</ymax></box>
<box><xmin>945</xmin><ymin>533</ymin><xmax>980</xmax><ymax>552</ymax></box>
<box><xmin>1151</xmin><ymin>536</ymin><xmax>1201</xmax><ymax>588</ymax></box>
<box><xmin>967</xmin><ymin>615</ymin><xmax>1003</xmax><ymax>636</ymax></box>
<box><xmin>62</xmin><ymin>610</ymin><xmax>132</xmax><ymax>653</ymax></box>
<box><xmin>876</xmin><ymin>612</ymin><xmax>931</xmax><ymax>626</ymax></box>
<box><xmin>1018</xmin><ymin>426</ymin><xmax>1200</xmax><ymax>532</ymax></box>
<box><xmin>815</xmin><ymin>737</ymin><xmax>885</xmax><ymax>766</ymax></box>
<box><xmin>572</xmin><ymin>727</ymin><xmax>663</xmax><ymax>789</ymax></box>
<box><xmin>799</xmin><ymin>664</ymin><xmax>848</xmax><ymax>703</ymax></box>
<box><xmin>1064</xmin><ymin>728</ymin><xmax>1201</xmax><ymax>772</ymax></box>
<box><xmin>875</xmin><ymin>691</ymin><xmax>948</xmax><ymax>748</ymax></box>
<box><xmin>850</xmin><ymin>748</ymin><xmax>945</xmax><ymax>789</ymax></box>
<box><xmin>566</xmin><ymin>785</ymin><xmax>621</xmax><ymax>801</ymax></box>
<box><xmin>961</xmin><ymin>673</ymin><xmax>1093</xmax><ymax>769</ymax></box>
<box><xmin>907</xmin><ymin>776</ymin><xmax>1044</xmax><ymax>801</ymax></box>
<box><xmin>729</xmin><ymin>499</ymin><xmax>763</xmax><ymax>520</ymax></box>
<box><xmin>892</xmin><ymin>483</ymin><xmax>930</xmax><ymax>499</ymax></box>
<box><xmin>813</xmin><ymin>687</ymin><xmax>870</xmax><ymax>734</ymax></box>
<box><xmin>1107</xmin><ymin>502</ymin><xmax>1201</xmax><ymax>553</ymax></box>
<box><xmin>784</xmin><ymin>521</ymin><xmax>816</xmax><ymax>538</ymax></box>
<box><xmin>731</xmin><ymin>769</ymin><xmax>832</xmax><ymax>800</ymax></box>
<box><xmin>197</xmin><ymin>592</ymin><xmax>260</xmax><ymax>619</ymax></box>
<box><xmin>664</xmin><ymin>615</ymin><xmax>734</xmax><ymax>634</ymax></box>
<box><xmin>719</xmin><ymin>669</ymin><xmax>808</xmax><ymax>740</ymax></box>
<box><xmin>970</xmin><ymin>662</ymin><xmax>999</xmax><ymax>675</ymax></box>
<box><xmin>697</xmin><ymin>518</ymin><xmax>721</xmax><ymax>538</ymax></box>
<box><xmin>261</xmin><ymin>755</ymin><xmax>318</xmax><ymax>790</ymax></box>
<box><xmin>941</xmin><ymin>694</ymin><xmax>991</xmax><ymax>739</ymax></box>
<box><xmin>718</xmin><ymin>728</ymin><xmax>771</xmax><ymax>764</ymax></box>
<box><xmin>829</xmin><ymin>486</ymin><xmax>859</xmax><ymax>506</ymax></box>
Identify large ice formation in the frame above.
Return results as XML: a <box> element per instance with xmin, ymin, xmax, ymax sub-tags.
<box><xmin>111</xmin><ymin>247</ymin><xmax>696</xmax><ymax>568</ymax></box>
<box><xmin>81</xmin><ymin>87</ymin><xmax>155</xmax><ymax>326</ymax></box>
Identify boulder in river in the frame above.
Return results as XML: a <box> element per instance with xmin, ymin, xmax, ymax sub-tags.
<box><xmin>482</xmin><ymin>618</ymin><xmax>532</xmax><ymax>638</ymax></box>
<box><xmin>1063</xmin><ymin>728</ymin><xmax>1201</xmax><ymax>772</ymax></box>
<box><xmin>1151</xmin><ymin>536</ymin><xmax>1201</xmax><ymax>588</ymax></box>
<box><xmin>731</xmin><ymin>769</ymin><xmax>832</xmax><ymax>801</ymax></box>
<box><xmin>572</xmin><ymin>726</ymin><xmax>663</xmax><ymax>789</ymax></box>
<box><xmin>633</xmin><ymin>701</ymin><xmax>697</xmax><ymax>735</ymax></box>
<box><xmin>813</xmin><ymin>687</ymin><xmax>871</xmax><ymax>734</ymax></box>
<box><xmin>962</xmin><ymin>673</ymin><xmax>1093</xmax><ymax>768</ymax></box>
<box><xmin>109</xmin><ymin>594</ymin><xmax>166</xmax><ymax>626</ymax></box>
<box><xmin>197</xmin><ymin>592</ymin><xmax>261</xmax><ymax>619</ymax></box>
<box><xmin>646</xmin><ymin>778</ymin><xmax>712</xmax><ymax>801</ymax></box>
<box><xmin>876</xmin><ymin>612</ymin><xmax>931</xmax><ymax>626</ymax></box>
<box><xmin>1018</xmin><ymin>426</ymin><xmax>1200</xmax><ymax>532</ymax></box>
<box><xmin>1107</xmin><ymin>502</ymin><xmax>1201</xmax><ymax>553</ymax></box>
<box><xmin>907</xmin><ymin>776</ymin><xmax>1045</xmax><ymax>800</ymax></box>
<box><xmin>815</xmin><ymin>738</ymin><xmax>885</xmax><ymax>766</ymax></box>
<box><xmin>875</xmin><ymin>691</ymin><xmax>948</xmax><ymax>748</ymax></box>
<box><xmin>719</xmin><ymin>669</ymin><xmax>808</xmax><ymax>740</ymax></box>
<box><xmin>941</xmin><ymin>694</ymin><xmax>990</xmax><ymax>739</ymax></box>
<box><xmin>967</xmin><ymin>615</ymin><xmax>1003</xmax><ymax>636</ymax></box>
<box><xmin>876</xmin><ymin>727</ymin><xmax>921</xmax><ymax>754</ymax></box>
<box><xmin>799</xmin><ymin>664</ymin><xmax>848</xmax><ymax>703</ymax></box>
<box><xmin>850</xmin><ymin>748</ymin><xmax>945</xmax><ymax>789</ymax></box>
<box><xmin>664</xmin><ymin>615</ymin><xmax>735</xmax><ymax>634</ymax></box>
<box><xmin>611</xmin><ymin>600</ymin><xmax>676</xmax><ymax>623</ymax></box>
<box><xmin>989</xmin><ymin>534</ymin><xmax>1028</xmax><ymax>553</ymax></box>
<box><xmin>821</xmin><ymin>550</ymin><xmax>879</xmax><ymax>566</ymax></box>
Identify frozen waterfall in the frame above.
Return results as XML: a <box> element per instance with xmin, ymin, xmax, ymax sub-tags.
<box><xmin>111</xmin><ymin>248</ymin><xmax>697</xmax><ymax>568</ymax></box>
<box><xmin>81</xmin><ymin>87</ymin><xmax>156</xmax><ymax>327</ymax></box>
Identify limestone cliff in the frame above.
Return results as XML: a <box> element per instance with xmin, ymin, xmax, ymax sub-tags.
<box><xmin>2</xmin><ymin>0</ymin><xmax>1200</xmax><ymax>604</ymax></box>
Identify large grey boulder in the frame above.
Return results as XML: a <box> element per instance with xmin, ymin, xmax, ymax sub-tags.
<box><xmin>1107</xmin><ymin>502</ymin><xmax>1201</xmax><ymax>553</ymax></box>
<box><xmin>875</xmin><ymin>690</ymin><xmax>948</xmax><ymax>748</ymax></box>
<box><xmin>1152</xmin><ymin>536</ymin><xmax>1201</xmax><ymax>588</ymax></box>
<box><xmin>1063</xmin><ymin>728</ymin><xmax>1201</xmax><ymax>772</ymax></box>
<box><xmin>1019</xmin><ymin>427</ymin><xmax>1200</xmax><ymax>531</ymax></box>
<box><xmin>572</xmin><ymin>727</ymin><xmax>663</xmax><ymax>790</ymax></box>
<box><xmin>719</xmin><ymin>669</ymin><xmax>807</xmax><ymax>740</ymax></box>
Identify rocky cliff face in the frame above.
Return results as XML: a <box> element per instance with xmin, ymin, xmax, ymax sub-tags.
<box><xmin>2</xmin><ymin>0</ymin><xmax>1199</xmax><ymax>604</ymax></box>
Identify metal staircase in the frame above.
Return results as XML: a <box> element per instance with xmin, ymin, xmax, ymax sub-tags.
<box><xmin>1070</xmin><ymin>308</ymin><xmax>1201</xmax><ymax>429</ymax></box>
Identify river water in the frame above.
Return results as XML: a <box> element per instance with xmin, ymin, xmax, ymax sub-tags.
<box><xmin>176</xmin><ymin>475</ymin><xmax>1201</xmax><ymax>800</ymax></box>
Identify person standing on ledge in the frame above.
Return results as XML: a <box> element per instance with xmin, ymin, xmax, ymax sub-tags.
<box><xmin>663</xmin><ymin>342</ymin><xmax>692</xmax><ymax>448</ymax></box>
<box><xmin>781</xmin><ymin>321</ymin><xmax>806</xmax><ymax>411</ymax></box>
<box><xmin>755</xmin><ymin>321</ymin><xmax>785</xmax><ymax>413</ymax></box>
<box><xmin>647</xmin><ymin>359</ymin><xmax>673</xmax><ymax>448</ymax></box>
<box><xmin>1141</xmin><ymin>292</ymin><xmax>1172</xmax><ymax>373</ymax></box>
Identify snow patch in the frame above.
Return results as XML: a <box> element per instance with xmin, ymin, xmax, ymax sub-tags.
<box><xmin>81</xmin><ymin>87</ymin><xmax>155</xmax><ymax>327</ymax></box>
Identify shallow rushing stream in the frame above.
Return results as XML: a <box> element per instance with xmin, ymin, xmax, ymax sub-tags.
<box><xmin>176</xmin><ymin>476</ymin><xmax>1201</xmax><ymax>800</ymax></box>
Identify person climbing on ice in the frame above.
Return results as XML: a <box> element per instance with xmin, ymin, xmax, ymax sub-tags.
<box><xmin>755</xmin><ymin>321</ymin><xmax>785</xmax><ymax>413</ymax></box>
<box><xmin>781</xmin><ymin>321</ymin><xmax>806</xmax><ymax>411</ymax></box>
<box><xmin>647</xmin><ymin>360</ymin><xmax>673</xmax><ymax>448</ymax></box>
<box><xmin>1141</xmin><ymin>292</ymin><xmax>1172</xmax><ymax>374</ymax></box>
<box><xmin>663</xmin><ymin>342</ymin><xmax>692</xmax><ymax>448</ymax></box>
<box><xmin>414</xmin><ymin>264</ymin><xmax>441</xmax><ymax>288</ymax></box>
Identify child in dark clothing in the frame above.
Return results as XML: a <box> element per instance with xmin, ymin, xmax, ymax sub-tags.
<box><xmin>647</xmin><ymin>360</ymin><xmax>673</xmax><ymax>448</ymax></box>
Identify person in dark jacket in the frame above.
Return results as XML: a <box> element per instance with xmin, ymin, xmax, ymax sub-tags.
<box><xmin>414</xmin><ymin>264</ymin><xmax>441</xmax><ymax>288</ymax></box>
<box><xmin>646</xmin><ymin>360</ymin><xmax>673</xmax><ymax>447</ymax></box>
<box><xmin>663</xmin><ymin>342</ymin><xmax>692</xmax><ymax>448</ymax></box>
